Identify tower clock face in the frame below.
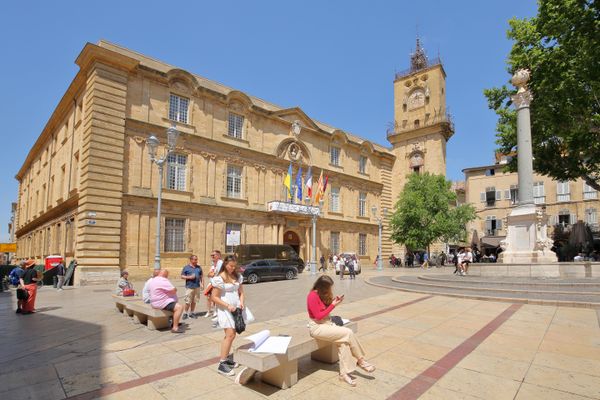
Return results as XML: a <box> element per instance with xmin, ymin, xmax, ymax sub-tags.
<box><xmin>408</xmin><ymin>89</ymin><xmax>425</xmax><ymax>110</ymax></box>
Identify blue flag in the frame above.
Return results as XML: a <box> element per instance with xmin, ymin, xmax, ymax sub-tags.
<box><xmin>296</xmin><ymin>166</ymin><xmax>303</xmax><ymax>201</ymax></box>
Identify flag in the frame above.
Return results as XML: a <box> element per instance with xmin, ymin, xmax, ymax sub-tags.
<box><xmin>296</xmin><ymin>166</ymin><xmax>303</xmax><ymax>201</ymax></box>
<box><xmin>323</xmin><ymin>175</ymin><xmax>329</xmax><ymax>194</ymax></box>
<box><xmin>283</xmin><ymin>163</ymin><xmax>292</xmax><ymax>200</ymax></box>
<box><xmin>315</xmin><ymin>170</ymin><xmax>324</xmax><ymax>204</ymax></box>
<box><xmin>305</xmin><ymin>167</ymin><xmax>313</xmax><ymax>199</ymax></box>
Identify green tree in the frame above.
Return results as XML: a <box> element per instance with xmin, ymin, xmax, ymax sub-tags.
<box><xmin>389</xmin><ymin>173</ymin><xmax>476</xmax><ymax>256</ymax></box>
<box><xmin>484</xmin><ymin>0</ymin><xmax>600</xmax><ymax>190</ymax></box>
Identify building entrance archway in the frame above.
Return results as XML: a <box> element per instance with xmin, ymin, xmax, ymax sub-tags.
<box><xmin>283</xmin><ymin>230</ymin><xmax>301</xmax><ymax>255</ymax></box>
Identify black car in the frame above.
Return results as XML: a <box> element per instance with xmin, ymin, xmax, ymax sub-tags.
<box><xmin>241</xmin><ymin>259</ymin><xmax>299</xmax><ymax>284</ymax></box>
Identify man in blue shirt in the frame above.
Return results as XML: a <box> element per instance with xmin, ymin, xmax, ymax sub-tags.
<box><xmin>181</xmin><ymin>255</ymin><xmax>204</xmax><ymax>319</ymax></box>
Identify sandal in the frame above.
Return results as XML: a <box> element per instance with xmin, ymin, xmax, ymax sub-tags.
<box><xmin>357</xmin><ymin>360</ymin><xmax>376</xmax><ymax>373</ymax></box>
<box><xmin>339</xmin><ymin>373</ymin><xmax>356</xmax><ymax>387</ymax></box>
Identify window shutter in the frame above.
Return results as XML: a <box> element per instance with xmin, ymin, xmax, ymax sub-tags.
<box><xmin>495</xmin><ymin>190</ymin><xmax>502</xmax><ymax>200</ymax></box>
<box><xmin>480</xmin><ymin>192</ymin><xmax>486</xmax><ymax>202</ymax></box>
<box><xmin>485</xmin><ymin>219</ymin><xmax>492</xmax><ymax>232</ymax></box>
<box><xmin>570</xmin><ymin>213</ymin><xmax>577</xmax><ymax>225</ymax></box>
<box><xmin>504</xmin><ymin>190</ymin><xmax>510</xmax><ymax>200</ymax></box>
<box><xmin>244</xmin><ymin>169</ymin><xmax>249</xmax><ymax>201</ymax></box>
<box><xmin>496</xmin><ymin>219</ymin><xmax>502</xmax><ymax>230</ymax></box>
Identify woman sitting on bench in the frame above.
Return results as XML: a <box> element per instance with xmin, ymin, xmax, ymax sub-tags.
<box><xmin>306</xmin><ymin>275</ymin><xmax>375</xmax><ymax>387</ymax></box>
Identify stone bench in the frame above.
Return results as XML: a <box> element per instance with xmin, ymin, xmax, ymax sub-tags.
<box><xmin>125</xmin><ymin>301</ymin><xmax>174</xmax><ymax>330</ymax></box>
<box><xmin>111</xmin><ymin>294</ymin><xmax>144</xmax><ymax>317</ymax></box>
<box><xmin>234</xmin><ymin>321</ymin><xmax>357</xmax><ymax>389</ymax></box>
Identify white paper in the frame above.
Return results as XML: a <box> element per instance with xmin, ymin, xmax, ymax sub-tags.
<box><xmin>342</xmin><ymin>318</ymin><xmax>350</xmax><ymax>325</ymax></box>
<box><xmin>245</xmin><ymin>329</ymin><xmax>291</xmax><ymax>354</ymax></box>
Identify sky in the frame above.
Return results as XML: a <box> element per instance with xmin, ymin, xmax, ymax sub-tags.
<box><xmin>0</xmin><ymin>0</ymin><xmax>538</xmax><ymax>242</ymax></box>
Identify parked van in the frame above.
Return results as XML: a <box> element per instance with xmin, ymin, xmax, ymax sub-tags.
<box><xmin>234</xmin><ymin>244</ymin><xmax>305</xmax><ymax>273</ymax></box>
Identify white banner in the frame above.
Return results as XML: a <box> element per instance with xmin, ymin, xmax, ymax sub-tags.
<box><xmin>267</xmin><ymin>201</ymin><xmax>320</xmax><ymax>216</ymax></box>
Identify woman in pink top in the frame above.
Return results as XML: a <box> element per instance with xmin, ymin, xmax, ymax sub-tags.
<box><xmin>307</xmin><ymin>275</ymin><xmax>375</xmax><ymax>387</ymax></box>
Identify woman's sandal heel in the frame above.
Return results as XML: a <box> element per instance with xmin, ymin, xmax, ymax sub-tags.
<box><xmin>339</xmin><ymin>373</ymin><xmax>357</xmax><ymax>387</ymax></box>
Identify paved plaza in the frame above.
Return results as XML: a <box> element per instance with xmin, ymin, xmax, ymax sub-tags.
<box><xmin>1</xmin><ymin>267</ymin><xmax>600</xmax><ymax>399</ymax></box>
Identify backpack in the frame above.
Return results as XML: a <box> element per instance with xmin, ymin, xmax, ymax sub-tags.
<box><xmin>8</xmin><ymin>268</ymin><xmax>21</xmax><ymax>286</ymax></box>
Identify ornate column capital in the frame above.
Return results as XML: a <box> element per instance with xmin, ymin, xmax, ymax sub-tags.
<box><xmin>511</xmin><ymin>91</ymin><xmax>533</xmax><ymax>109</ymax></box>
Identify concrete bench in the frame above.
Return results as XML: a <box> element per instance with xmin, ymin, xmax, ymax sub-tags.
<box><xmin>125</xmin><ymin>301</ymin><xmax>174</xmax><ymax>330</ymax></box>
<box><xmin>234</xmin><ymin>321</ymin><xmax>357</xmax><ymax>389</ymax></box>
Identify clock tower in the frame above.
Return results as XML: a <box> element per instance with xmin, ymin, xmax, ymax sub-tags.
<box><xmin>387</xmin><ymin>39</ymin><xmax>454</xmax><ymax>254</ymax></box>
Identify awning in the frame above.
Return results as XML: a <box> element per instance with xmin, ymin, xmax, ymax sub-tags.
<box><xmin>481</xmin><ymin>236</ymin><xmax>505</xmax><ymax>248</ymax></box>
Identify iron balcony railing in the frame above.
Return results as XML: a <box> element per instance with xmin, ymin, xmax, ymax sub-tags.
<box><xmin>386</xmin><ymin>112</ymin><xmax>454</xmax><ymax>138</ymax></box>
<box><xmin>394</xmin><ymin>57</ymin><xmax>443</xmax><ymax>81</ymax></box>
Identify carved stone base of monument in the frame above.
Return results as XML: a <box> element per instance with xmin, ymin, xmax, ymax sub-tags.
<box><xmin>497</xmin><ymin>204</ymin><xmax>558</xmax><ymax>264</ymax></box>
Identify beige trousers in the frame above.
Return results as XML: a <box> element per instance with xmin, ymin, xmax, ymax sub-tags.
<box><xmin>308</xmin><ymin>320</ymin><xmax>366</xmax><ymax>374</ymax></box>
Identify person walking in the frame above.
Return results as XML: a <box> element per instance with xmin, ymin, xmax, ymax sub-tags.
<box><xmin>19</xmin><ymin>259</ymin><xmax>39</xmax><ymax>314</ymax></box>
<box><xmin>181</xmin><ymin>255</ymin><xmax>204</xmax><ymax>320</ymax></box>
<box><xmin>319</xmin><ymin>255</ymin><xmax>326</xmax><ymax>272</ymax></box>
<box><xmin>56</xmin><ymin>260</ymin><xmax>66</xmax><ymax>291</ymax></box>
<box><xmin>337</xmin><ymin>255</ymin><xmax>346</xmax><ymax>279</ymax></box>
<box><xmin>347</xmin><ymin>255</ymin><xmax>356</xmax><ymax>280</ymax></box>
<box><xmin>12</xmin><ymin>260</ymin><xmax>26</xmax><ymax>313</ymax></box>
<box><xmin>307</xmin><ymin>275</ymin><xmax>375</xmax><ymax>387</ymax></box>
<box><xmin>205</xmin><ymin>250</ymin><xmax>223</xmax><ymax>319</ymax></box>
<box><xmin>211</xmin><ymin>255</ymin><xmax>245</xmax><ymax>376</ymax></box>
<box><xmin>149</xmin><ymin>269</ymin><xmax>184</xmax><ymax>333</ymax></box>
<box><xmin>421</xmin><ymin>252</ymin><xmax>429</xmax><ymax>269</ymax></box>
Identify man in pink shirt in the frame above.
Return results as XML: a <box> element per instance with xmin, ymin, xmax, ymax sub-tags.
<box><xmin>148</xmin><ymin>269</ymin><xmax>184</xmax><ymax>333</ymax></box>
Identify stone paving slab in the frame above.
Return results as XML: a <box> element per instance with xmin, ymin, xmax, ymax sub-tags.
<box><xmin>1</xmin><ymin>268</ymin><xmax>599</xmax><ymax>399</ymax></box>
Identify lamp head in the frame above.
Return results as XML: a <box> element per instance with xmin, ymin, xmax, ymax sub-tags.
<box><xmin>146</xmin><ymin>136</ymin><xmax>159</xmax><ymax>160</ymax></box>
<box><xmin>166</xmin><ymin>124</ymin><xmax>180</xmax><ymax>151</ymax></box>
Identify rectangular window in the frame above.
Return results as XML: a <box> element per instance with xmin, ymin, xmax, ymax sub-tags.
<box><xmin>168</xmin><ymin>94</ymin><xmax>189</xmax><ymax>124</ymax></box>
<box><xmin>330</xmin><ymin>187</ymin><xmax>340</xmax><ymax>213</ymax></box>
<box><xmin>225</xmin><ymin>222</ymin><xmax>242</xmax><ymax>253</ymax></box>
<box><xmin>358</xmin><ymin>233</ymin><xmax>367</xmax><ymax>256</ymax></box>
<box><xmin>585</xmin><ymin>208</ymin><xmax>597</xmax><ymax>226</ymax></box>
<box><xmin>167</xmin><ymin>154</ymin><xmax>187</xmax><ymax>191</ymax></box>
<box><xmin>359</xmin><ymin>156</ymin><xmax>367</xmax><ymax>174</ymax></box>
<box><xmin>164</xmin><ymin>218</ymin><xmax>185</xmax><ymax>252</ymax></box>
<box><xmin>226</xmin><ymin>165</ymin><xmax>243</xmax><ymax>198</ymax></box>
<box><xmin>583</xmin><ymin>182</ymin><xmax>598</xmax><ymax>200</ymax></box>
<box><xmin>330</xmin><ymin>232</ymin><xmax>340</xmax><ymax>255</ymax></box>
<box><xmin>485</xmin><ymin>186</ymin><xmax>496</xmax><ymax>207</ymax></box>
<box><xmin>330</xmin><ymin>146</ymin><xmax>340</xmax><ymax>166</ymax></box>
<box><xmin>228</xmin><ymin>112</ymin><xmax>244</xmax><ymax>139</ymax></box>
<box><xmin>558</xmin><ymin>210</ymin><xmax>572</xmax><ymax>226</ymax></box>
<box><xmin>358</xmin><ymin>192</ymin><xmax>367</xmax><ymax>217</ymax></box>
<box><xmin>510</xmin><ymin>185</ymin><xmax>519</xmax><ymax>205</ymax></box>
<box><xmin>533</xmin><ymin>182</ymin><xmax>545</xmax><ymax>204</ymax></box>
<box><xmin>557</xmin><ymin>181</ymin><xmax>570</xmax><ymax>202</ymax></box>
<box><xmin>485</xmin><ymin>216</ymin><xmax>502</xmax><ymax>236</ymax></box>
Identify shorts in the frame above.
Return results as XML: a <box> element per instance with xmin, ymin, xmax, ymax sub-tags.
<box><xmin>163</xmin><ymin>302</ymin><xmax>177</xmax><ymax>312</ymax></box>
<box><xmin>184</xmin><ymin>287</ymin><xmax>200</xmax><ymax>304</ymax></box>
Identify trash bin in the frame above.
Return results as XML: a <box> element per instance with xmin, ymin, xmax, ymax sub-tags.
<box><xmin>45</xmin><ymin>255</ymin><xmax>63</xmax><ymax>271</ymax></box>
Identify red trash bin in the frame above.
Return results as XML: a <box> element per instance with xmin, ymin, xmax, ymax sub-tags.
<box><xmin>45</xmin><ymin>255</ymin><xmax>63</xmax><ymax>271</ymax></box>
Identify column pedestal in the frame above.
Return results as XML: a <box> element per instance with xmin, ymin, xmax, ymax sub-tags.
<box><xmin>498</xmin><ymin>204</ymin><xmax>557</xmax><ymax>264</ymax></box>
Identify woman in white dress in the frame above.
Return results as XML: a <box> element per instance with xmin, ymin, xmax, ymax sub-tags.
<box><xmin>211</xmin><ymin>256</ymin><xmax>245</xmax><ymax>376</ymax></box>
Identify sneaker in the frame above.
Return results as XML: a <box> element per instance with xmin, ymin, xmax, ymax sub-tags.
<box><xmin>15</xmin><ymin>308</ymin><xmax>21</xmax><ymax>314</ymax></box>
<box><xmin>204</xmin><ymin>311</ymin><xmax>212</xmax><ymax>318</ymax></box>
<box><xmin>226</xmin><ymin>354</ymin><xmax>239</xmax><ymax>368</ymax></box>
<box><xmin>190</xmin><ymin>313</ymin><xmax>198</xmax><ymax>319</ymax></box>
<box><xmin>218</xmin><ymin>361</ymin><xmax>235</xmax><ymax>376</ymax></box>
<box><xmin>235</xmin><ymin>367</ymin><xmax>256</xmax><ymax>385</ymax></box>
<box><xmin>183</xmin><ymin>313</ymin><xmax>189</xmax><ymax>320</ymax></box>
<box><xmin>211</xmin><ymin>316</ymin><xmax>218</xmax><ymax>323</ymax></box>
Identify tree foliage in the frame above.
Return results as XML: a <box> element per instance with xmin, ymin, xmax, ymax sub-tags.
<box><xmin>389</xmin><ymin>173</ymin><xmax>476</xmax><ymax>253</ymax></box>
<box><xmin>484</xmin><ymin>0</ymin><xmax>600</xmax><ymax>190</ymax></box>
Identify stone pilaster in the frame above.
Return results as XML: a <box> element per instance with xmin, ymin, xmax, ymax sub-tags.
<box><xmin>74</xmin><ymin>62</ymin><xmax>128</xmax><ymax>285</ymax></box>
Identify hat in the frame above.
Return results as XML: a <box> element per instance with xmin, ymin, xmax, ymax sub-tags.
<box><xmin>24</xmin><ymin>259</ymin><xmax>36</xmax><ymax>268</ymax></box>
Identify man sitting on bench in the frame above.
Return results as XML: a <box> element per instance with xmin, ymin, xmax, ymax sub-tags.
<box><xmin>148</xmin><ymin>269</ymin><xmax>184</xmax><ymax>333</ymax></box>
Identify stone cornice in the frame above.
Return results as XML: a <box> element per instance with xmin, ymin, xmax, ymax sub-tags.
<box><xmin>15</xmin><ymin>194</ymin><xmax>78</xmax><ymax>238</ymax></box>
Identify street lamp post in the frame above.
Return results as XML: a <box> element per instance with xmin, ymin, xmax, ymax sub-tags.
<box><xmin>146</xmin><ymin>124</ymin><xmax>180</xmax><ymax>270</ymax></box>
<box><xmin>371</xmin><ymin>205</ymin><xmax>388</xmax><ymax>271</ymax></box>
<box><xmin>310</xmin><ymin>200</ymin><xmax>325</xmax><ymax>276</ymax></box>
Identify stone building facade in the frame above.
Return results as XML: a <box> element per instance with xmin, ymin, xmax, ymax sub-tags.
<box><xmin>464</xmin><ymin>156</ymin><xmax>600</xmax><ymax>253</ymax></box>
<box><xmin>14</xmin><ymin>40</ymin><xmax>452</xmax><ymax>284</ymax></box>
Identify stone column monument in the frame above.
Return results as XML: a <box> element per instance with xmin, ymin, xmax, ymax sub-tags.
<box><xmin>498</xmin><ymin>69</ymin><xmax>557</xmax><ymax>264</ymax></box>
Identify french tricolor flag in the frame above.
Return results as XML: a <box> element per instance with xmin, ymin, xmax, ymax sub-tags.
<box><xmin>305</xmin><ymin>166</ymin><xmax>313</xmax><ymax>198</ymax></box>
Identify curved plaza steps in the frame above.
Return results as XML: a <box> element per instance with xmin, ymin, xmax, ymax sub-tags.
<box><xmin>366</xmin><ymin>274</ymin><xmax>600</xmax><ymax>308</ymax></box>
